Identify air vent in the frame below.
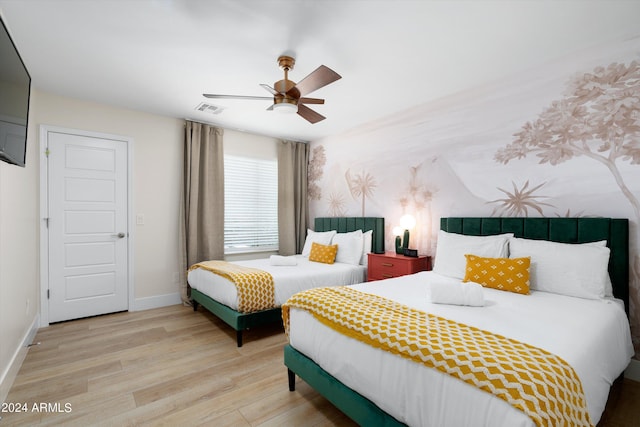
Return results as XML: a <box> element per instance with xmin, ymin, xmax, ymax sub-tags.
<box><xmin>195</xmin><ymin>102</ymin><xmax>225</xmax><ymax>115</ymax></box>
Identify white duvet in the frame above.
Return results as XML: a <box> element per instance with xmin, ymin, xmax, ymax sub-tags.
<box><xmin>288</xmin><ymin>271</ymin><xmax>634</xmax><ymax>427</ymax></box>
<box><xmin>187</xmin><ymin>255</ymin><xmax>367</xmax><ymax>310</ymax></box>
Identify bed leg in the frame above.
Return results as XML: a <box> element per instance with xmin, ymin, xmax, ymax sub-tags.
<box><xmin>288</xmin><ymin>368</ymin><xmax>296</xmax><ymax>391</ymax></box>
<box><xmin>236</xmin><ymin>330</ymin><xmax>243</xmax><ymax>347</ymax></box>
<box><xmin>192</xmin><ymin>300</ymin><xmax>199</xmax><ymax>311</ymax></box>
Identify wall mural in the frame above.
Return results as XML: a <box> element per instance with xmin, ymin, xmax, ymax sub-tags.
<box><xmin>308</xmin><ymin>35</ymin><xmax>640</xmax><ymax>357</ymax></box>
<box><xmin>308</xmin><ymin>145</ymin><xmax>325</xmax><ymax>201</ymax></box>
<box><xmin>345</xmin><ymin>169</ymin><xmax>377</xmax><ymax>216</ymax></box>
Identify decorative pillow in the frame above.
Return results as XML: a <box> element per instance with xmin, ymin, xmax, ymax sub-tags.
<box><xmin>308</xmin><ymin>242</ymin><xmax>338</xmax><ymax>264</ymax></box>
<box><xmin>360</xmin><ymin>230</ymin><xmax>373</xmax><ymax>265</ymax></box>
<box><xmin>463</xmin><ymin>254</ymin><xmax>530</xmax><ymax>295</ymax></box>
<box><xmin>508</xmin><ymin>237</ymin><xmax>611</xmax><ymax>300</ymax></box>
<box><xmin>301</xmin><ymin>229</ymin><xmax>336</xmax><ymax>257</ymax></box>
<box><xmin>432</xmin><ymin>230</ymin><xmax>513</xmax><ymax>279</ymax></box>
<box><xmin>332</xmin><ymin>230</ymin><xmax>364</xmax><ymax>265</ymax></box>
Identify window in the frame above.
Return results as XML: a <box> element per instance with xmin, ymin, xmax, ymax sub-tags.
<box><xmin>224</xmin><ymin>155</ymin><xmax>278</xmax><ymax>253</ymax></box>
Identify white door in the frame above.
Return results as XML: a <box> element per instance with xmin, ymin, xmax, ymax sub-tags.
<box><xmin>47</xmin><ymin>131</ymin><xmax>129</xmax><ymax>323</ymax></box>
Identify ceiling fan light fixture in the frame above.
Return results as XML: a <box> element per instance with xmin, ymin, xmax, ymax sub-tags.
<box><xmin>272</xmin><ymin>102</ymin><xmax>298</xmax><ymax>114</ymax></box>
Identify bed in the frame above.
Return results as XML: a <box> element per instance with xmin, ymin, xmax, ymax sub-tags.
<box><xmin>283</xmin><ymin>217</ymin><xmax>634</xmax><ymax>426</ymax></box>
<box><xmin>189</xmin><ymin>216</ymin><xmax>384</xmax><ymax>346</ymax></box>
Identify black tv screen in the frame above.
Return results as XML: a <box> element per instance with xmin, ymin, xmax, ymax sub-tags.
<box><xmin>0</xmin><ymin>14</ymin><xmax>30</xmax><ymax>167</ymax></box>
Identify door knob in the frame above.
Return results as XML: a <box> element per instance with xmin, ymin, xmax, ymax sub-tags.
<box><xmin>113</xmin><ymin>232</ymin><xmax>126</xmax><ymax>238</ymax></box>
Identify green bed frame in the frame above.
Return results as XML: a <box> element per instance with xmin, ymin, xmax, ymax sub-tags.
<box><xmin>191</xmin><ymin>217</ymin><xmax>385</xmax><ymax>347</ymax></box>
<box><xmin>285</xmin><ymin>217</ymin><xmax>629</xmax><ymax>425</ymax></box>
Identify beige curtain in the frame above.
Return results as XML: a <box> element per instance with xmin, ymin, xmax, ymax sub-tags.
<box><xmin>277</xmin><ymin>140</ymin><xmax>309</xmax><ymax>255</ymax></box>
<box><xmin>179</xmin><ymin>121</ymin><xmax>224</xmax><ymax>302</ymax></box>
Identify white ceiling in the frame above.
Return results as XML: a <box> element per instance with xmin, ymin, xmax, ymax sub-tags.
<box><xmin>1</xmin><ymin>0</ymin><xmax>639</xmax><ymax>142</ymax></box>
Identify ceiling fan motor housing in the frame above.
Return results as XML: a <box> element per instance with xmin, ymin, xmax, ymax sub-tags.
<box><xmin>274</xmin><ymin>79</ymin><xmax>298</xmax><ymax>105</ymax></box>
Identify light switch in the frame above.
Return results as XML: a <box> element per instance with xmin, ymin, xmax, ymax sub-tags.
<box><xmin>136</xmin><ymin>214</ymin><xmax>145</xmax><ymax>225</ymax></box>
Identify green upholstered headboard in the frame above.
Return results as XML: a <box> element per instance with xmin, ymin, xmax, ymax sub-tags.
<box><xmin>315</xmin><ymin>217</ymin><xmax>385</xmax><ymax>254</ymax></box>
<box><xmin>440</xmin><ymin>217</ymin><xmax>629</xmax><ymax>314</ymax></box>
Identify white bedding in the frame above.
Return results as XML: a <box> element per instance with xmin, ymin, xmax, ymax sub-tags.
<box><xmin>187</xmin><ymin>255</ymin><xmax>367</xmax><ymax>310</ymax></box>
<box><xmin>288</xmin><ymin>271</ymin><xmax>634</xmax><ymax>427</ymax></box>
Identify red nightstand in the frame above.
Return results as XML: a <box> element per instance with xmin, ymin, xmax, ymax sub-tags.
<box><xmin>367</xmin><ymin>252</ymin><xmax>432</xmax><ymax>281</ymax></box>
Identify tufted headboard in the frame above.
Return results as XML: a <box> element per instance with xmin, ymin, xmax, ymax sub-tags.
<box><xmin>440</xmin><ymin>217</ymin><xmax>629</xmax><ymax>314</ymax></box>
<box><xmin>315</xmin><ymin>217</ymin><xmax>385</xmax><ymax>254</ymax></box>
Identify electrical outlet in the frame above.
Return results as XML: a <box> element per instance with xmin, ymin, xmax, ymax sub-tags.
<box><xmin>136</xmin><ymin>214</ymin><xmax>145</xmax><ymax>225</ymax></box>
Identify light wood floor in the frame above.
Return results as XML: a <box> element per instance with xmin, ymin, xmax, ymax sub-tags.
<box><xmin>3</xmin><ymin>304</ymin><xmax>639</xmax><ymax>426</ymax></box>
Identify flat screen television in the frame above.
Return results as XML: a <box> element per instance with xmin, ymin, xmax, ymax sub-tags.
<box><xmin>0</xmin><ymin>14</ymin><xmax>30</xmax><ymax>167</ymax></box>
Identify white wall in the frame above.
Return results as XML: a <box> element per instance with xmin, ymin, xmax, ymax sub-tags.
<box><xmin>32</xmin><ymin>91</ymin><xmax>185</xmax><ymax>302</ymax></box>
<box><xmin>0</xmin><ymin>89</ymin><xmax>185</xmax><ymax>398</ymax></box>
<box><xmin>0</xmin><ymin>89</ymin><xmax>38</xmax><ymax>401</ymax></box>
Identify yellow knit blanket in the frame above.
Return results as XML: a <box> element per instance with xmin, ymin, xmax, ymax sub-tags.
<box><xmin>282</xmin><ymin>286</ymin><xmax>592</xmax><ymax>427</ymax></box>
<box><xmin>189</xmin><ymin>261</ymin><xmax>275</xmax><ymax>313</ymax></box>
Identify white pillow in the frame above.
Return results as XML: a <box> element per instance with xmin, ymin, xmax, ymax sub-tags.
<box><xmin>508</xmin><ymin>237</ymin><xmax>611</xmax><ymax>300</ymax></box>
<box><xmin>583</xmin><ymin>240</ymin><xmax>613</xmax><ymax>297</ymax></box>
<box><xmin>332</xmin><ymin>230</ymin><xmax>364</xmax><ymax>265</ymax></box>
<box><xmin>301</xmin><ymin>229</ymin><xmax>336</xmax><ymax>257</ymax></box>
<box><xmin>432</xmin><ymin>230</ymin><xmax>513</xmax><ymax>279</ymax></box>
<box><xmin>360</xmin><ymin>230</ymin><xmax>373</xmax><ymax>265</ymax></box>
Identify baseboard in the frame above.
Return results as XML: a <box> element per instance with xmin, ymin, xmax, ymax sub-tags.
<box><xmin>0</xmin><ymin>314</ymin><xmax>39</xmax><ymax>404</ymax></box>
<box><xmin>625</xmin><ymin>358</ymin><xmax>640</xmax><ymax>382</ymax></box>
<box><xmin>133</xmin><ymin>292</ymin><xmax>182</xmax><ymax>311</ymax></box>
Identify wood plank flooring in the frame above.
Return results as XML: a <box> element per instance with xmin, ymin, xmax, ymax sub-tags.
<box><xmin>2</xmin><ymin>304</ymin><xmax>639</xmax><ymax>426</ymax></box>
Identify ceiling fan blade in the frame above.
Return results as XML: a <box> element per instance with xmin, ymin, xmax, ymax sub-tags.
<box><xmin>260</xmin><ymin>84</ymin><xmax>280</xmax><ymax>95</ymax></box>
<box><xmin>203</xmin><ymin>94</ymin><xmax>272</xmax><ymax>101</ymax></box>
<box><xmin>287</xmin><ymin>65</ymin><xmax>341</xmax><ymax>98</ymax></box>
<box><xmin>299</xmin><ymin>97</ymin><xmax>325</xmax><ymax>105</ymax></box>
<box><xmin>297</xmin><ymin>104</ymin><xmax>326</xmax><ymax>124</ymax></box>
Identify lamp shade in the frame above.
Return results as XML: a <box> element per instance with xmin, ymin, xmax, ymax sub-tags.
<box><xmin>400</xmin><ymin>214</ymin><xmax>416</xmax><ymax>230</ymax></box>
<box><xmin>272</xmin><ymin>102</ymin><xmax>298</xmax><ymax>114</ymax></box>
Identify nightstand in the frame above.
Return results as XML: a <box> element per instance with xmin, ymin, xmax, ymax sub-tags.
<box><xmin>367</xmin><ymin>252</ymin><xmax>432</xmax><ymax>281</ymax></box>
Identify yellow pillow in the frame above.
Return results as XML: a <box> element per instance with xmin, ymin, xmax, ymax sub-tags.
<box><xmin>463</xmin><ymin>254</ymin><xmax>531</xmax><ymax>295</ymax></box>
<box><xmin>309</xmin><ymin>242</ymin><xmax>338</xmax><ymax>264</ymax></box>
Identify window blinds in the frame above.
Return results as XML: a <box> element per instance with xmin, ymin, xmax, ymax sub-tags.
<box><xmin>224</xmin><ymin>155</ymin><xmax>278</xmax><ymax>253</ymax></box>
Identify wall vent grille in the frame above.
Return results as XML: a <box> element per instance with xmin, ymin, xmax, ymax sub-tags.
<box><xmin>195</xmin><ymin>102</ymin><xmax>224</xmax><ymax>115</ymax></box>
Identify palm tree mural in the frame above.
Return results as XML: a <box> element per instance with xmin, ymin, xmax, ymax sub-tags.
<box><xmin>345</xmin><ymin>169</ymin><xmax>377</xmax><ymax>216</ymax></box>
<box><xmin>327</xmin><ymin>191</ymin><xmax>347</xmax><ymax>217</ymax></box>
<box><xmin>488</xmin><ymin>180</ymin><xmax>554</xmax><ymax>217</ymax></box>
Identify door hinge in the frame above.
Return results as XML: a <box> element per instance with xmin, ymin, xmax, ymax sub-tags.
<box><xmin>47</xmin><ymin>289</ymin><xmax>50</xmax><ymax>299</ymax></box>
<box><xmin>45</xmin><ymin>147</ymin><xmax>50</xmax><ymax>157</ymax></box>
<box><xmin>44</xmin><ymin>218</ymin><xmax>49</xmax><ymax>228</ymax></box>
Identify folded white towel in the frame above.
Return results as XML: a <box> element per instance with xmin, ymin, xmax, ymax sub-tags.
<box><xmin>269</xmin><ymin>255</ymin><xmax>298</xmax><ymax>266</ymax></box>
<box><xmin>429</xmin><ymin>281</ymin><xmax>485</xmax><ymax>307</ymax></box>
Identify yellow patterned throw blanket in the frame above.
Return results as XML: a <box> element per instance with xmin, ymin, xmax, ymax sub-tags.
<box><xmin>189</xmin><ymin>261</ymin><xmax>275</xmax><ymax>313</ymax></box>
<box><xmin>283</xmin><ymin>287</ymin><xmax>592</xmax><ymax>427</ymax></box>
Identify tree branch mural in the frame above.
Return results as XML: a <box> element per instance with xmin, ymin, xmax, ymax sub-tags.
<box><xmin>308</xmin><ymin>145</ymin><xmax>326</xmax><ymax>201</ymax></box>
<box><xmin>345</xmin><ymin>169</ymin><xmax>377</xmax><ymax>216</ymax></box>
<box><xmin>494</xmin><ymin>60</ymin><xmax>640</xmax><ymax>218</ymax></box>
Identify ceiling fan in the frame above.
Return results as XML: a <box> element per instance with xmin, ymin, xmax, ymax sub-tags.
<box><xmin>203</xmin><ymin>55</ymin><xmax>341</xmax><ymax>124</ymax></box>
